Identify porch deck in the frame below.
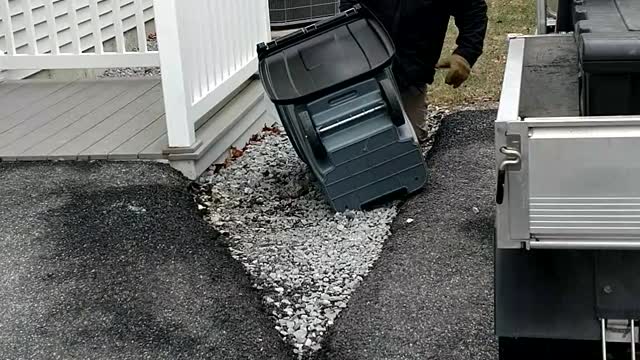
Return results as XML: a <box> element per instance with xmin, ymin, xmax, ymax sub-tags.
<box><xmin>0</xmin><ymin>78</ymin><xmax>168</xmax><ymax>162</ymax></box>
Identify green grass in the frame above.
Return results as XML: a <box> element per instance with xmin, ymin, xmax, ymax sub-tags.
<box><xmin>427</xmin><ymin>0</ymin><xmax>536</xmax><ymax>106</ymax></box>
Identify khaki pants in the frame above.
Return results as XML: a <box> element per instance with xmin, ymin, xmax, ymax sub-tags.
<box><xmin>400</xmin><ymin>85</ymin><xmax>429</xmax><ymax>142</ymax></box>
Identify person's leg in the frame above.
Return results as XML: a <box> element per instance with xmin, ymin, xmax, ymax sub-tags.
<box><xmin>399</xmin><ymin>85</ymin><xmax>430</xmax><ymax>143</ymax></box>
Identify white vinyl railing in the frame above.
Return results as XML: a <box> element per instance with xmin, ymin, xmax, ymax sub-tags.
<box><xmin>0</xmin><ymin>0</ymin><xmax>158</xmax><ymax>69</ymax></box>
<box><xmin>155</xmin><ymin>0</ymin><xmax>271</xmax><ymax>148</ymax></box>
<box><xmin>0</xmin><ymin>0</ymin><xmax>271</xmax><ymax>150</ymax></box>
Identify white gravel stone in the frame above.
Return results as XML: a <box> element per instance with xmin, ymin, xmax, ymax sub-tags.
<box><xmin>195</xmin><ymin>128</ymin><xmax>398</xmax><ymax>358</ymax></box>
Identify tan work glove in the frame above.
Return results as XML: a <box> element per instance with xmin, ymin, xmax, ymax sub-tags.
<box><xmin>436</xmin><ymin>54</ymin><xmax>471</xmax><ymax>89</ymax></box>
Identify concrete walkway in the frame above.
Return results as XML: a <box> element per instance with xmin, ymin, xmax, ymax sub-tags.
<box><xmin>319</xmin><ymin>110</ymin><xmax>498</xmax><ymax>360</ymax></box>
<box><xmin>0</xmin><ymin>162</ymin><xmax>292</xmax><ymax>360</ymax></box>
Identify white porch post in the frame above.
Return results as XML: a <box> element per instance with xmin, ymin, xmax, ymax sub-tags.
<box><xmin>262</xmin><ymin>0</ymin><xmax>272</xmax><ymax>42</ymax></box>
<box><xmin>153</xmin><ymin>0</ymin><xmax>197</xmax><ymax>148</ymax></box>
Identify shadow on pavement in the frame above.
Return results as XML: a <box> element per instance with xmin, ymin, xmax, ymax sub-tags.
<box><xmin>0</xmin><ymin>162</ymin><xmax>292</xmax><ymax>360</ymax></box>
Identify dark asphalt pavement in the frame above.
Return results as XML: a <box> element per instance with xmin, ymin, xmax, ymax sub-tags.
<box><xmin>0</xmin><ymin>162</ymin><xmax>292</xmax><ymax>360</ymax></box>
<box><xmin>319</xmin><ymin>110</ymin><xmax>498</xmax><ymax>360</ymax></box>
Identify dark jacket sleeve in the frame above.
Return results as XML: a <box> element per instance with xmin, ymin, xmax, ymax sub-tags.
<box><xmin>451</xmin><ymin>0</ymin><xmax>488</xmax><ymax>67</ymax></box>
<box><xmin>339</xmin><ymin>0</ymin><xmax>359</xmax><ymax>12</ymax></box>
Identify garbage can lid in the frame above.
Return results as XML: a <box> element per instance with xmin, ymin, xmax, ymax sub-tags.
<box><xmin>257</xmin><ymin>6</ymin><xmax>395</xmax><ymax>105</ymax></box>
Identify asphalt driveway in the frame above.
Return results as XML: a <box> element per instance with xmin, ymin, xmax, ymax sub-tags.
<box><xmin>0</xmin><ymin>162</ymin><xmax>292</xmax><ymax>360</ymax></box>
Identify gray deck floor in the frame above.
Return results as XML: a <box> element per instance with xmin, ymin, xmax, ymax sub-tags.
<box><xmin>0</xmin><ymin>78</ymin><xmax>168</xmax><ymax>161</ymax></box>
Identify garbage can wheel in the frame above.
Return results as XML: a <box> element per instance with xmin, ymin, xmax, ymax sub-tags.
<box><xmin>281</xmin><ymin>120</ymin><xmax>309</xmax><ymax>165</ymax></box>
<box><xmin>299</xmin><ymin>110</ymin><xmax>327</xmax><ymax>159</ymax></box>
<box><xmin>379</xmin><ymin>78</ymin><xmax>405</xmax><ymax>127</ymax></box>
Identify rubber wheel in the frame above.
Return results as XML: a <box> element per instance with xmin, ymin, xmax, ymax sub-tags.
<box><xmin>379</xmin><ymin>78</ymin><xmax>405</xmax><ymax>126</ymax></box>
<box><xmin>281</xmin><ymin>118</ymin><xmax>308</xmax><ymax>165</ymax></box>
<box><xmin>277</xmin><ymin>106</ymin><xmax>309</xmax><ymax>164</ymax></box>
<box><xmin>299</xmin><ymin>110</ymin><xmax>327</xmax><ymax>160</ymax></box>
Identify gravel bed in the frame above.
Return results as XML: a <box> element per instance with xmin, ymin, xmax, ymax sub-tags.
<box><xmin>193</xmin><ymin>128</ymin><xmax>399</xmax><ymax>358</ymax></box>
<box><xmin>100</xmin><ymin>37</ymin><xmax>161</xmax><ymax>78</ymax></box>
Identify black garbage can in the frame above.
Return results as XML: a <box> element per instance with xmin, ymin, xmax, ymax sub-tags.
<box><xmin>574</xmin><ymin>0</ymin><xmax>640</xmax><ymax>116</ymax></box>
<box><xmin>257</xmin><ymin>5</ymin><xmax>427</xmax><ymax>211</ymax></box>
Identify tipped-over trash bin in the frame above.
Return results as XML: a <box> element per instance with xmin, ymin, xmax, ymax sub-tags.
<box><xmin>256</xmin><ymin>5</ymin><xmax>427</xmax><ymax>211</ymax></box>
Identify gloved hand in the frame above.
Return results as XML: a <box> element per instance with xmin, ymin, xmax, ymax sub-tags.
<box><xmin>436</xmin><ymin>54</ymin><xmax>471</xmax><ymax>89</ymax></box>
